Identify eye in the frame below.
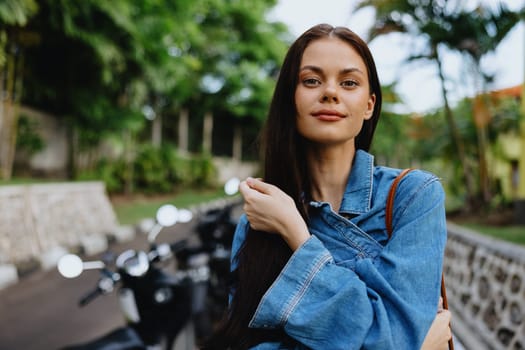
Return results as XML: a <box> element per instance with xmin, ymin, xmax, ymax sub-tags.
<box><xmin>302</xmin><ymin>78</ymin><xmax>321</xmax><ymax>87</ymax></box>
<box><xmin>341</xmin><ymin>80</ymin><xmax>358</xmax><ymax>88</ymax></box>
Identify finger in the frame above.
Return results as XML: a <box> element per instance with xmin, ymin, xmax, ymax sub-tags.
<box><xmin>439</xmin><ymin>310</ymin><xmax>452</xmax><ymax>324</ymax></box>
<box><xmin>246</xmin><ymin>177</ymin><xmax>273</xmax><ymax>194</ymax></box>
<box><xmin>437</xmin><ymin>297</ymin><xmax>443</xmax><ymax>312</ymax></box>
<box><xmin>240</xmin><ymin>181</ymin><xmax>266</xmax><ymax>204</ymax></box>
<box><xmin>239</xmin><ymin>180</ymin><xmax>251</xmax><ymax>197</ymax></box>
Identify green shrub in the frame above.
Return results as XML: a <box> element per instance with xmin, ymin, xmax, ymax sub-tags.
<box><xmin>189</xmin><ymin>154</ymin><xmax>217</xmax><ymax>187</ymax></box>
<box><xmin>134</xmin><ymin>145</ymin><xmax>173</xmax><ymax>193</ymax></box>
<box><xmin>160</xmin><ymin>145</ymin><xmax>187</xmax><ymax>184</ymax></box>
<box><xmin>77</xmin><ymin>158</ymin><xmax>127</xmax><ymax>193</ymax></box>
<box><xmin>78</xmin><ymin>144</ymin><xmax>218</xmax><ymax>195</ymax></box>
<box><xmin>16</xmin><ymin>115</ymin><xmax>44</xmax><ymax>154</ymax></box>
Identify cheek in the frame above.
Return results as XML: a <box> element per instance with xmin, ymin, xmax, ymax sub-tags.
<box><xmin>347</xmin><ymin>95</ymin><xmax>373</xmax><ymax>119</ymax></box>
<box><xmin>295</xmin><ymin>114</ymin><xmax>311</xmax><ymax>138</ymax></box>
<box><xmin>295</xmin><ymin>87</ymin><xmax>317</xmax><ymax>112</ymax></box>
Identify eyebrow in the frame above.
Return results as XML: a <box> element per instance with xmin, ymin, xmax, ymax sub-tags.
<box><xmin>299</xmin><ymin>65</ymin><xmax>365</xmax><ymax>76</ymax></box>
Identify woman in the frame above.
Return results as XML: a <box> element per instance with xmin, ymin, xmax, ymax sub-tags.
<box><xmin>205</xmin><ymin>24</ymin><xmax>451</xmax><ymax>349</ymax></box>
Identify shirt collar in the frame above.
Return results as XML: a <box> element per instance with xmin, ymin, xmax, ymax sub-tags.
<box><xmin>338</xmin><ymin>149</ymin><xmax>374</xmax><ymax>215</ymax></box>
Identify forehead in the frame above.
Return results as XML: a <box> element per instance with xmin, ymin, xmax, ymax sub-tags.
<box><xmin>300</xmin><ymin>37</ymin><xmax>367</xmax><ymax>72</ymax></box>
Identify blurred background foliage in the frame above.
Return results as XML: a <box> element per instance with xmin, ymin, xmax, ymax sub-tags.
<box><xmin>0</xmin><ymin>0</ymin><xmax>524</xmax><ymax>220</ymax></box>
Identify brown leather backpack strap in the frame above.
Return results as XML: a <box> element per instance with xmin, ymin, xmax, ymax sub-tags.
<box><xmin>385</xmin><ymin>168</ymin><xmax>413</xmax><ymax>238</ymax></box>
<box><xmin>441</xmin><ymin>276</ymin><xmax>449</xmax><ymax>310</ymax></box>
<box><xmin>385</xmin><ymin>168</ymin><xmax>454</xmax><ymax>350</ymax></box>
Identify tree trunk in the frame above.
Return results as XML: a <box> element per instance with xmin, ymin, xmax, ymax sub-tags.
<box><xmin>0</xmin><ymin>69</ymin><xmax>4</xmax><ymax>177</ymax></box>
<box><xmin>123</xmin><ymin>129</ymin><xmax>134</xmax><ymax>195</ymax></box>
<box><xmin>0</xmin><ymin>100</ymin><xmax>16</xmax><ymax>180</ymax></box>
<box><xmin>152</xmin><ymin>113</ymin><xmax>162</xmax><ymax>148</ymax></box>
<box><xmin>66</xmin><ymin>124</ymin><xmax>77</xmax><ymax>179</ymax></box>
<box><xmin>178</xmin><ymin>108</ymin><xmax>189</xmax><ymax>155</ymax></box>
<box><xmin>472</xmin><ymin>96</ymin><xmax>491</xmax><ymax>206</ymax></box>
<box><xmin>0</xmin><ymin>71</ymin><xmax>7</xmax><ymax>180</ymax></box>
<box><xmin>202</xmin><ymin>111</ymin><xmax>213</xmax><ymax>154</ymax></box>
<box><xmin>435</xmin><ymin>50</ymin><xmax>476</xmax><ymax>210</ymax></box>
<box><xmin>0</xmin><ymin>43</ymin><xmax>22</xmax><ymax>180</ymax></box>
<box><xmin>233</xmin><ymin>124</ymin><xmax>242</xmax><ymax>161</ymax></box>
<box><xmin>476</xmin><ymin>125</ymin><xmax>491</xmax><ymax>203</ymax></box>
<box><xmin>472</xmin><ymin>64</ymin><xmax>492</xmax><ymax>207</ymax></box>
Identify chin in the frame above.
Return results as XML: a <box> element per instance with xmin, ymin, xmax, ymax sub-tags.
<box><xmin>302</xmin><ymin>134</ymin><xmax>355</xmax><ymax>146</ymax></box>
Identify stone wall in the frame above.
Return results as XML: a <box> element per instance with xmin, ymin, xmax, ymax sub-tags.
<box><xmin>0</xmin><ymin>182</ymin><xmax>118</xmax><ymax>266</ymax></box>
<box><xmin>445</xmin><ymin>222</ymin><xmax>525</xmax><ymax>350</ymax></box>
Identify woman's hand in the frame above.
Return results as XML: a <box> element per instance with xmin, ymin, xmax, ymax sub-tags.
<box><xmin>239</xmin><ymin>177</ymin><xmax>310</xmax><ymax>250</ymax></box>
<box><xmin>421</xmin><ymin>297</ymin><xmax>452</xmax><ymax>350</ymax></box>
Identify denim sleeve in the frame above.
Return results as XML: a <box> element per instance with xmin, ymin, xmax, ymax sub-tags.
<box><xmin>228</xmin><ymin>214</ymin><xmax>249</xmax><ymax>306</ymax></box>
<box><xmin>248</xmin><ymin>176</ymin><xmax>447</xmax><ymax>350</ymax></box>
<box><xmin>230</xmin><ymin>214</ymin><xmax>249</xmax><ymax>272</ymax></box>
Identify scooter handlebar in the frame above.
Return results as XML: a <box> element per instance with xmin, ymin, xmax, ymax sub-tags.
<box><xmin>170</xmin><ymin>239</ymin><xmax>188</xmax><ymax>253</ymax></box>
<box><xmin>78</xmin><ymin>287</ymin><xmax>102</xmax><ymax>307</ymax></box>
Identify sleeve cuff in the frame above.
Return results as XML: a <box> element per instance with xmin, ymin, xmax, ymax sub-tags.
<box><xmin>249</xmin><ymin>235</ymin><xmax>333</xmax><ymax>329</ymax></box>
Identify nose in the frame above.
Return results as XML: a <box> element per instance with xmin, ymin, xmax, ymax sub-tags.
<box><xmin>320</xmin><ymin>84</ymin><xmax>338</xmax><ymax>103</ymax></box>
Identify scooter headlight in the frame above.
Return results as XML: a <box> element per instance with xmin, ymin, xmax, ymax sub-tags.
<box><xmin>154</xmin><ymin>287</ymin><xmax>173</xmax><ymax>304</ymax></box>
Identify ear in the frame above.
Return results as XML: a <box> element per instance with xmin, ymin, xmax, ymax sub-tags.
<box><xmin>364</xmin><ymin>93</ymin><xmax>376</xmax><ymax>120</ymax></box>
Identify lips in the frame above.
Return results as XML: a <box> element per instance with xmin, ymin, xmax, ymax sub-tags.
<box><xmin>311</xmin><ymin>109</ymin><xmax>346</xmax><ymax>121</ymax></box>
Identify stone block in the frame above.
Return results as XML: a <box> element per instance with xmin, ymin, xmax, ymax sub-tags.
<box><xmin>39</xmin><ymin>245</ymin><xmax>69</xmax><ymax>271</ymax></box>
<box><xmin>0</xmin><ymin>181</ymin><xmax>118</xmax><ymax>265</ymax></box>
<box><xmin>0</xmin><ymin>264</ymin><xmax>18</xmax><ymax>290</ymax></box>
<box><xmin>111</xmin><ymin>225</ymin><xmax>135</xmax><ymax>243</ymax></box>
<box><xmin>79</xmin><ymin>234</ymin><xmax>108</xmax><ymax>257</ymax></box>
<box><xmin>137</xmin><ymin>218</ymin><xmax>156</xmax><ymax>236</ymax></box>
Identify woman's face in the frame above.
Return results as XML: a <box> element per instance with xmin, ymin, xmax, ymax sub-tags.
<box><xmin>295</xmin><ymin>37</ymin><xmax>376</xmax><ymax>147</ymax></box>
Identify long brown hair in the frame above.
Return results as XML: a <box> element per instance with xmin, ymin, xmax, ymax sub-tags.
<box><xmin>202</xmin><ymin>24</ymin><xmax>382</xmax><ymax>349</ymax></box>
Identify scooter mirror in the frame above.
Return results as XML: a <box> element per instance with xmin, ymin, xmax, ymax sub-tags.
<box><xmin>177</xmin><ymin>208</ymin><xmax>193</xmax><ymax>223</ymax></box>
<box><xmin>156</xmin><ymin>204</ymin><xmax>178</xmax><ymax>227</ymax></box>
<box><xmin>224</xmin><ymin>177</ymin><xmax>240</xmax><ymax>196</ymax></box>
<box><xmin>57</xmin><ymin>254</ymin><xmax>84</xmax><ymax>278</ymax></box>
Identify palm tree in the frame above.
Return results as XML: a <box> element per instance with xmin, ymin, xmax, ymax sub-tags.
<box><xmin>444</xmin><ymin>5</ymin><xmax>521</xmax><ymax>205</ymax></box>
<box><xmin>356</xmin><ymin>0</ymin><xmax>522</xmax><ymax>210</ymax></box>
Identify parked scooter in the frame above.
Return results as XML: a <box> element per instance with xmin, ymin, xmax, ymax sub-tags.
<box><xmin>58</xmin><ymin>178</ymin><xmax>241</xmax><ymax>349</ymax></box>
<box><xmin>192</xmin><ymin>177</ymin><xmax>241</xmax><ymax>324</ymax></box>
<box><xmin>57</xmin><ymin>204</ymin><xmax>199</xmax><ymax>350</ymax></box>
<box><xmin>171</xmin><ymin>177</ymin><xmax>241</xmax><ymax>334</ymax></box>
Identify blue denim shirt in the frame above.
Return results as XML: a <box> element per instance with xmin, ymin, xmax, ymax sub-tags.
<box><xmin>231</xmin><ymin>150</ymin><xmax>447</xmax><ymax>350</ymax></box>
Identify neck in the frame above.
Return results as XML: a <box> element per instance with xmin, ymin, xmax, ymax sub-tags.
<box><xmin>307</xmin><ymin>142</ymin><xmax>356</xmax><ymax>212</ymax></box>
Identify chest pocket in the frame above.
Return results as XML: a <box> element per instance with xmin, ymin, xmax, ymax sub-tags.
<box><xmin>309</xmin><ymin>213</ymin><xmax>383</xmax><ymax>270</ymax></box>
